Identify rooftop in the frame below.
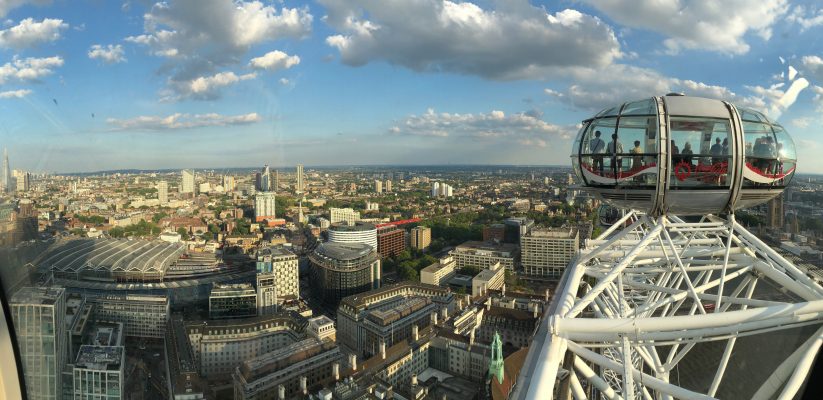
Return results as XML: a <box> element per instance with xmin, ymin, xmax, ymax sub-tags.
<box><xmin>314</xmin><ymin>241</ymin><xmax>376</xmax><ymax>261</ymax></box>
<box><xmin>455</xmin><ymin>241</ymin><xmax>519</xmax><ymax>253</ymax></box>
<box><xmin>75</xmin><ymin>345</ymin><xmax>124</xmax><ymax>371</ymax></box>
<box><xmin>525</xmin><ymin>227</ymin><xmax>577</xmax><ymax>239</ymax></box>
<box><xmin>11</xmin><ymin>286</ymin><xmax>65</xmax><ymax>306</ymax></box>
<box><xmin>329</xmin><ymin>221</ymin><xmax>377</xmax><ymax>232</ymax></box>
<box><xmin>340</xmin><ymin>282</ymin><xmax>450</xmax><ymax>309</ymax></box>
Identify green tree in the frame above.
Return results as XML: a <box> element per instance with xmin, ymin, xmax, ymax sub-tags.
<box><xmin>152</xmin><ymin>212</ymin><xmax>168</xmax><ymax>224</ymax></box>
<box><xmin>177</xmin><ymin>227</ymin><xmax>190</xmax><ymax>240</ymax></box>
<box><xmin>398</xmin><ymin>264</ymin><xmax>419</xmax><ymax>282</ymax></box>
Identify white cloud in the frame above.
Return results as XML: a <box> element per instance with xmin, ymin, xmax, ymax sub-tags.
<box><xmin>0</xmin><ymin>55</ymin><xmax>63</xmax><ymax>84</ymax></box>
<box><xmin>107</xmin><ymin>112</ymin><xmax>261</xmax><ymax>131</ymax></box>
<box><xmin>800</xmin><ymin>55</ymin><xmax>823</xmax><ymax>83</ymax></box>
<box><xmin>279</xmin><ymin>78</ymin><xmax>290</xmax><ymax>85</ymax></box>
<box><xmin>790</xmin><ymin>117</ymin><xmax>813</xmax><ymax>129</ymax></box>
<box><xmin>786</xmin><ymin>5</ymin><xmax>823</xmax><ymax>31</ymax></box>
<box><xmin>320</xmin><ymin>0</ymin><xmax>621</xmax><ymax>80</ymax></box>
<box><xmin>249</xmin><ymin>50</ymin><xmax>300</xmax><ymax>71</ymax></box>
<box><xmin>390</xmin><ymin>108</ymin><xmax>575</xmax><ymax>146</ymax></box>
<box><xmin>125</xmin><ymin>0</ymin><xmax>311</xmax><ymax>100</ymax></box>
<box><xmin>88</xmin><ymin>44</ymin><xmax>126</xmax><ymax>64</ymax></box>
<box><xmin>0</xmin><ymin>88</ymin><xmax>30</xmax><ymax>98</ymax></box>
<box><xmin>0</xmin><ymin>0</ymin><xmax>51</xmax><ymax>18</ymax></box>
<box><xmin>0</xmin><ymin>17</ymin><xmax>68</xmax><ymax>49</ymax></box>
<box><xmin>546</xmin><ymin>64</ymin><xmax>770</xmax><ymax>113</ymax></box>
<box><xmin>581</xmin><ymin>0</ymin><xmax>788</xmax><ymax>54</ymax></box>
<box><xmin>165</xmin><ymin>71</ymin><xmax>257</xmax><ymax>101</ymax></box>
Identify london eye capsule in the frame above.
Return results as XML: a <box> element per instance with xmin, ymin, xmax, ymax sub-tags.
<box><xmin>571</xmin><ymin>94</ymin><xmax>797</xmax><ymax>215</ymax></box>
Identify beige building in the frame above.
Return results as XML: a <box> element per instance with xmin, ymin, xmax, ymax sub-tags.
<box><xmin>521</xmin><ymin>228</ymin><xmax>579</xmax><ymax>277</ymax></box>
<box><xmin>452</xmin><ymin>241</ymin><xmax>519</xmax><ymax>271</ymax></box>
<box><xmin>329</xmin><ymin>207</ymin><xmax>361</xmax><ymax>224</ymax></box>
<box><xmin>471</xmin><ymin>262</ymin><xmax>505</xmax><ymax>297</ymax></box>
<box><xmin>420</xmin><ymin>255</ymin><xmax>455</xmax><ymax>286</ymax></box>
<box><xmin>410</xmin><ymin>226</ymin><xmax>431</xmax><ymax>250</ymax></box>
<box><xmin>256</xmin><ymin>246</ymin><xmax>300</xmax><ymax>315</ymax></box>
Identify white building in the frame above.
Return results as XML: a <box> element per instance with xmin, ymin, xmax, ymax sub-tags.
<box><xmin>365</xmin><ymin>202</ymin><xmax>379</xmax><ymax>211</ymax></box>
<box><xmin>384</xmin><ymin>180</ymin><xmax>392</xmax><ymax>192</ymax></box>
<box><xmin>256</xmin><ymin>246</ymin><xmax>300</xmax><ymax>315</ymax></box>
<box><xmin>180</xmin><ymin>169</ymin><xmax>195</xmax><ymax>194</ymax></box>
<box><xmin>521</xmin><ymin>228</ymin><xmax>579</xmax><ymax>277</ymax></box>
<box><xmin>327</xmin><ymin>222</ymin><xmax>378</xmax><ymax>250</ymax></box>
<box><xmin>420</xmin><ymin>255</ymin><xmax>456</xmax><ymax>286</ymax></box>
<box><xmin>223</xmin><ymin>175</ymin><xmax>236</xmax><ymax>192</ymax></box>
<box><xmin>157</xmin><ymin>180</ymin><xmax>168</xmax><ymax>204</ymax></box>
<box><xmin>431</xmin><ymin>182</ymin><xmax>453</xmax><ymax>197</ymax></box>
<box><xmin>329</xmin><ymin>207</ymin><xmax>360</xmax><ymax>224</ymax></box>
<box><xmin>375</xmin><ymin>179</ymin><xmax>383</xmax><ymax>193</ymax></box>
<box><xmin>472</xmin><ymin>262</ymin><xmax>505</xmax><ymax>297</ymax></box>
<box><xmin>296</xmin><ymin>164</ymin><xmax>304</xmax><ymax>193</ymax></box>
<box><xmin>254</xmin><ymin>192</ymin><xmax>277</xmax><ymax>221</ymax></box>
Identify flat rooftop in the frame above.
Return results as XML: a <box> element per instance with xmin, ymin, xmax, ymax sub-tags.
<box><xmin>258</xmin><ymin>245</ymin><xmax>296</xmax><ymax>258</ymax></box>
<box><xmin>329</xmin><ymin>221</ymin><xmax>376</xmax><ymax>232</ymax></box>
<box><xmin>314</xmin><ymin>241</ymin><xmax>375</xmax><ymax>260</ymax></box>
<box><xmin>75</xmin><ymin>345</ymin><xmax>124</xmax><ymax>371</ymax></box>
<box><xmin>454</xmin><ymin>241</ymin><xmax>519</xmax><ymax>253</ymax></box>
<box><xmin>525</xmin><ymin>228</ymin><xmax>576</xmax><ymax>238</ymax></box>
<box><xmin>11</xmin><ymin>286</ymin><xmax>65</xmax><ymax>306</ymax></box>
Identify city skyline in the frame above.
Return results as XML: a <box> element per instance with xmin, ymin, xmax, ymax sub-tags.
<box><xmin>1</xmin><ymin>1</ymin><xmax>823</xmax><ymax>172</ymax></box>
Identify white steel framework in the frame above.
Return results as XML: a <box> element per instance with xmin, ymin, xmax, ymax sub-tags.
<box><xmin>512</xmin><ymin>211</ymin><xmax>823</xmax><ymax>400</ymax></box>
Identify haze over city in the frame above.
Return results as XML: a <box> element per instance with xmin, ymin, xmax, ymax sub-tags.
<box><xmin>2</xmin><ymin>0</ymin><xmax>823</xmax><ymax>172</ymax></box>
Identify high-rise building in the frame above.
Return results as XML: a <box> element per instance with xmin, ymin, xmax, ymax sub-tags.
<box><xmin>410</xmin><ymin>226</ymin><xmax>431</xmax><ymax>250</ymax></box>
<box><xmin>2</xmin><ymin>148</ymin><xmax>9</xmax><ymax>192</ymax></box>
<box><xmin>521</xmin><ymin>227</ymin><xmax>579</xmax><ymax>278</ymax></box>
<box><xmin>180</xmin><ymin>169</ymin><xmax>195</xmax><ymax>194</ymax></box>
<box><xmin>374</xmin><ymin>179</ymin><xmax>382</xmax><ymax>193</ymax></box>
<box><xmin>72</xmin><ymin>324</ymin><xmax>125</xmax><ymax>400</ymax></box>
<box><xmin>209</xmin><ymin>283</ymin><xmax>258</xmax><ymax>319</ymax></box>
<box><xmin>384</xmin><ymin>179</ymin><xmax>392</xmax><ymax>192</ymax></box>
<box><xmin>89</xmin><ymin>294</ymin><xmax>170</xmax><ymax>338</ymax></box>
<box><xmin>256</xmin><ymin>246</ymin><xmax>300</xmax><ymax>315</ymax></box>
<box><xmin>254</xmin><ymin>191</ymin><xmax>277</xmax><ymax>222</ymax></box>
<box><xmin>329</xmin><ymin>207</ymin><xmax>361</xmax><ymax>224</ymax></box>
<box><xmin>452</xmin><ymin>241</ymin><xmax>519</xmax><ymax>271</ymax></box>
<box><xmin>11</xmin><ymin>287</ymin><xmax>67</xmax><ymax>400</ymax></box>
<box><xmin>431</xmin><ymin>182</ymin><xmax>453</xmax><ymax>197</ymax></box>
<box><xmin>309</xmin><ymin>242</ymin><xmax>381</xmax><ymax>307</ymax></box>
<box><xmin>377</xmin><ymin>226</ymin><xmax>405</xmax><ymax>259</ymax></box>
<box><xmin>157</xmin><ymin>180</ymin><xmax>168</xmax><ymax>204</ymax></box>
<box><xmin>296</xmin><ymin>164</ymin><xmax>304</xmax><ymax>193</ymax></box>
<box><xmin>260</xmin><ymin>164</ymin><xmax>271</xmax><ymax>192</ymax></box>
<box><xmin>274</xmin><ymin>169</ymin><xmax>279</xmax><ymax>190</ymax></box>
<box><xmin>431</xmin><ymin>182</ymin><xmax>439</xmax><ymax>197</ymax></box>
<box><xmin>767</xmin><ymin>193</ymin><xmax>784</xmax><ymax>229</ymax></box>
<box><xmin>223</xmin><ymin>175</ymin><xmax>236</xmax><ymax>192</ymax></box>
<box><xmin>13</xmin><ymin>170</ymin><xmax>30</xmax><ymax>192</ymax></box>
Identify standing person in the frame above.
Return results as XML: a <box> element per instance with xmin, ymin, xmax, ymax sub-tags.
<box><xmin>631</xmin><ymin>140</ymin><xmax>643</xmax><ymax>170</ymax></box>
<box><xmin>671</xmin><ymin>140</ymin><xmax>681</xmax><ymax>164</ymax></box>
<box><xmin>608</xmin><ymin>133</ymin><xmax>624</xmax><ymax>177</ymax></box>
<box><xmin>710</xmin><ymin>137</ymin><xmax>724</xmax><ymax>164</ymax></box>
<box><xmin>722</xmin><ymin>137</ymin><xmax>729</xmax><ymax>156</ymax></box>
<box><xmin>682</xmin><ymin>142</ymin><xmax>694</xmax><ymax>165</ymax></box>
<box><xmin>590</xmin><ymin>130</ymin><xmax>606</xmax><ymax>175</ymax></box>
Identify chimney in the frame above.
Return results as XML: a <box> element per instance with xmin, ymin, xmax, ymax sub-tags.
<box><xmin>432</xmin><ymin>311</ymin><xmax>439</xmax><ymax>325</ymax></box>
<box><xmin>380</xmin><ymin>341</ymin><xmax>386</xmax><ymax>360</ymax></box>
<box><xmin>411</xmin><ymin>374</ymin><xmax>418</xmax><ymax>387</ymax></box>
<box><xmin>333</xmin><ymin>362</ymin><xmax>340</xmax><ymax>381</ymax></box>
<box><xmin>300</xmin><ymin>376</ymin><xmax>307</xmax><ymax>395</ymax></box>
<box><xmin>545</xmin><ymin>288</ymin><xmax>550</xmax><ymax>302</ymax></box>
<box><xmin>278</xmin><ymin>384</ymin><xmax>286</xmax><ymax>400</ymax></box>
<box><xmin>441</xmin><ymin>307</ymin><xmax>448</xmax><ymax>320</ymax></box>
<box><xmin>412</xmin><ymin>324</ymin><xmax>419</xmax><ymax>341</ymax></box>
<box><xmin>502</xmin><ymin>284</ymin><xmax>506</xmax><ymax>297</ymax></box>
<box><xmin>350</xmin><ymin>354</ymin><xmax>357</xmax><ymax>371</ymax></box>
<box><xmin>532</xmin><ymin>303</ymin><xmax>539</xmax><ymax>318</ymax></box>
<box><xmin>465</xmin><ymin>294</ymin><xmax>470</xmax><ymax>305</ymax></box>
<box><xmin>469</xmin><ymin>328</ymin><xmax>475</xmax><ymax>347</ymax></box>
<box><xmin>457</xmin><ymin>298</ymin><xmax>463</xmax><ymax>309</ymax></box>
<box><xmin>486</xmin><ymin>297</ymin><xmax>491</xmax><ymax>311</ymax></box>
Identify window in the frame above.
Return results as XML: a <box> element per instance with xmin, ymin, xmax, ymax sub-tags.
<box><xmin>668</xmin><ymin>117</ymin><xmax>732</xmax><ymax>189</ymax></box>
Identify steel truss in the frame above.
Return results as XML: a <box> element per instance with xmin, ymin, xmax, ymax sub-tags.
<box><xmin>518</xmin><ymin>211</ymin><xmax>823</xmax><ymax>400</ymax></box>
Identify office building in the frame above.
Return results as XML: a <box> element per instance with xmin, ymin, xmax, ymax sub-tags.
<box><xmin>180</xmin><ymin>169</ymin><xmax>195</xmax><ymax>194</ymax></box>
<box><xmin>254</xmin><ymin>191</ymin><xmax>277</xmax><ymax>222</ymax></box>
<box><xmin>13</xmin><ymin>169</ymin><xmax>30</xmax><ymax>192</ymax></box>
<box><xmin>327</xmin><ymin>221</ymin><xmax>378</xmax><ymax>250</ymax></box>
<box><xmin>11</xmin><ymin>287</ymin><xmax>67</xmax><ymax>400</ymax></box>
<box><xmin>504</xmin><ymin>217</ymin><xmax>534</xmax><ymax>244</ymax></box>
<box><xmin>365</xmin><ymin>201</ymin><xmax>379</xmax><ymax>211</ymax></box>
<box><xmin>256</xmin><ymin>246</ymin><xmax>299</xmax><ymax>315</ymax></box>
<box><xmin>72</xmin><ymin>323</ymin><xmax>125</xmax><ymax>400</ymax></box>
<box><xmin>384</xmin><ymin>179</ymin><xmax>392</xmax><ymax>192</ymax></box>
<box><xmin>337</xmin><ymin>282</ymin><xmax>453</xmax><ymax>357</ymax></box>
<box><xmin>768</xmin><ymin>194</ymin><xmax>784</xmax><ymax>229</ymax></box>
<box><xmin>274</xmin><ymin>169</ymin><xmax>279</xmax><ymax>189</ymax></box>
<box><xmin>329</xmin><ymin>207</ymin><xmax>361</xmax><ymax>225</ymax></box>
<box><xmin>89</xmin><ymin>294</ymin><xmax>170</xmax><ymax>338</ymax></box>
<box><xmin>410</xmin><ymin>226</ymin><xmax>431</xmax><ymax>250</ymax></box>
<box><xmin>483</xmin><ymin>224</ymin><xmax>506</xmax><ymax>242</ymax></box>
<box><xmin>157</xmin><ymin>180</ymin><xmax>168</xmax><ymax>204</ymax></box>
<box><xmin>429</xmin><ymin>333</ymin><xmax>491</xmax><ymax>381</ymax></box>
<box><xmin>375</xmin><ymin>179</ymin><xmax>382</xmax><ymax>193</ymax></box>
<box><xmin>521</xmin><ymin>227</ymin><xmax>579</xmax><ymax>278</ymax></box>
<box><xmin>309</xmin><ymin>242</ymin><xmax>381</xmax><ymax>307</ymax></box>
<box><xmin>296</xmin><ymin>164</ymin><xmax>304</xmax><ymax>193</ymax></box>
<box><xmin>431</xmin><ymin>182</ymin><xmax>454</xmax><ymax>197</ymax></box>
<box><xmin>377</xmin><ymin>226</ymin><xmax>405</xmax><ymax>259</ymax></box>
<box><xmin>472</xmin><ymin>262</ymin><xmax>505</xmax><ymax>297</ymax></box>
<box><xmin>223</xmin><ymin>175</ymin><xmax>236</xmax><ymax>192</ymax></box>
<box><xmin>420</xmin><ymin>255</ymin><xmax>456</xmax><ymax>286</ymax></box>
<box><xmin>357</xmin><ymin>327</ymin><xmax>433</xmax><ymax>398</ymax></box>
<box><xmin>209</xmin><ymin>283</ymin><xmax>258</xmax><ymax>319</ymax></box>
<box><xmin>259</xmin><ymin>164</ymin><xmax>271</xmax><ymax>192</ymax></box>
<box><xmin>478</xmin><ymin>306</ymin><xmax>539</xmax><ymax>350</ymax></box>
<box><xmin>452</xmin><ymin>241</ymin><xmax>519</xmax><ymax>272</ymax></box>
<box><xmin>307</xmin><ymin>315</ymin><xmax>336</xmax><ymax>341</ymax></box>
<box><xmin>233</xmin><ymin>338</ymin><xmax>341</xmax><ymax>400</ymax></box>
<box><xmin>186</xmin><ymin>313</ymin><xmax>307</xmax><ymax>379</ymax></box>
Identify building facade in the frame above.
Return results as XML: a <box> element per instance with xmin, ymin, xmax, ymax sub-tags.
<box><xmin>327</xmin><ymin>222</ymin><xmax>378</xmax><ymax>250</ymax></box>
<box><xmin>472</xmin><ymin>262</ymin><xmax>505</xmax><ymax>297</ymax></box>
<box><xmin>329</xmin><ymin>207</ymin><xmax>361</xmax><ymax>225</ymax></box>
<box><xmin>420</xmin><ymin>255</ymin><xmax>456</xmax><ymax>287</ymax></box>
<box><xmin>180</xmin><ymin>169</ymin><xmax>195</xmax><ymax>194</ymax></box>
<box><xmin>254</xmin><ymin>192</ymin><xmax>277</xmax><ymax>222</ymax></box>
<box><xmin>520</xmin><ymin>228</ymin><xmax>579</xmax><ymax>277</ymax></box>
<box><xmin>158</xmin><ymin>180</ymin><xmax>168</xmax><ymax>204</ymax></box>
<box><xmin>90</xmin><ymin>294</ymin><xmax>170</xmax><ymax>338</ymax></box>
<box><xmin>10</xmin><ymin>287</ymin><xmax>67</xmax><ymax>400</ymax></box>
<box><xmin>377</xmin><ymin>226</ymin><xmax>405</xmax><ymax>259</ymax></box>
<box><xmin>296</xmin><ymin>164</ymin><xmax>304</xmax><ymax>193</ymax></box>
<box><xmin>209</xmin><ymin>283</ymin><xmax>258</xmax><ymax>319</ymax></box>
<box><xmin>256</xmin><ymin>246</ymin><xmax>300</xmax><ymax>315</ymax></box>
<box><xmin>452</xmin><ymin>241</ymin><xmax>519</xmax><ymax>272</ymax></box>
<box><xmin>410</xmin><ymin>226</ymin><xmax>431</xmax><ymax>250</ymax></box>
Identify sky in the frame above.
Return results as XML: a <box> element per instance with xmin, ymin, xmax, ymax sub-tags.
<box><xmin>2</xmin><ymin>0</ymin><xmax>823</xmax><ymax>173</ymax></box>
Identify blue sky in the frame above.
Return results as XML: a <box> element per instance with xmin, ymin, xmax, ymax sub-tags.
<box><xmin>1</xmin><ymin>0</ymin><xmax>823</xmax><ymax>173</ymax></box>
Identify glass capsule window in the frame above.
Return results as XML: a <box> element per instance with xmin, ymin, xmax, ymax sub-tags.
<box><xmin>613</xmin><ymin>116</ymin><xmax>658</xmax><ymax>188</ymax></box>
<box><xmin>668</xmin><ymin>117</ymin><xmax>732</xmax><ymax>189</ymax></box>
<box><xmin>578</xmin><ymin>118</ymin><xmax>617</xmax><ymax>186</ymax></box>
<box><xmin>742</xmin><ymin>122</ymin><xmax>796</xmax><ymax>188</ymax></box>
